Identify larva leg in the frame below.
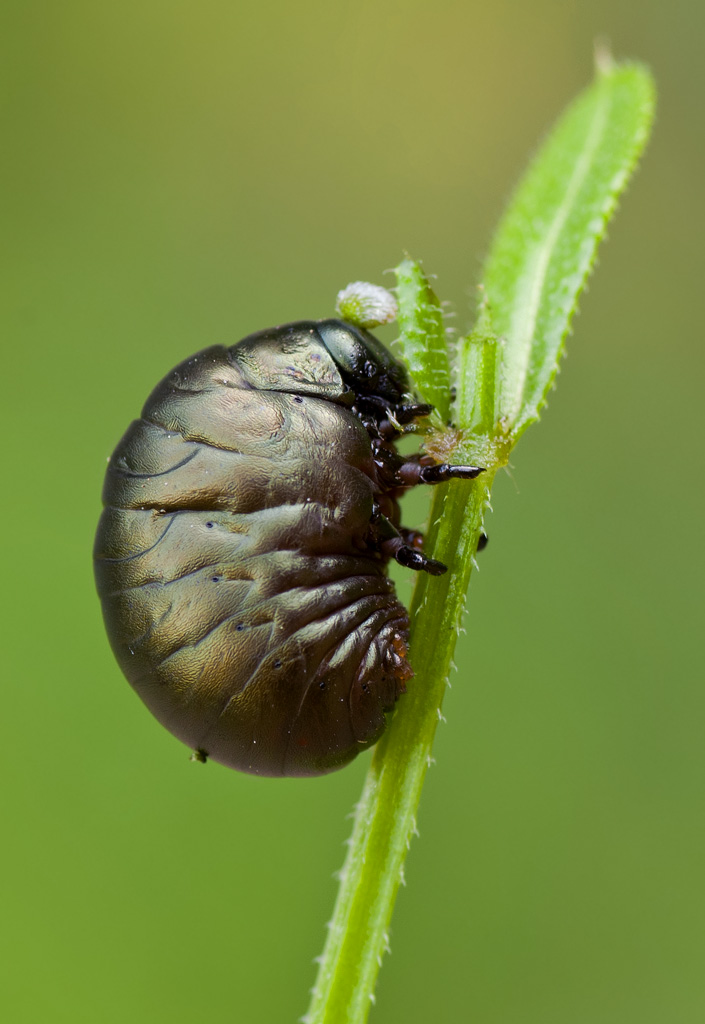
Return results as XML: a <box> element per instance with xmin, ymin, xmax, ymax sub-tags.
<box><xmin>398</xmin><ymin>460</ymin><xmax>485</xmax><ymax>485</ymax></box>
<box><xmin>374</xmin><ymin>513</ymin><xmax>447</xmax><ymax>576</ymax></box>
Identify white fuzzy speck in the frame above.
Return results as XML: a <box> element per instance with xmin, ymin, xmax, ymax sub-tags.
<box><xmin>335</xmin><ymin>282</ymin><xmax>398</xmax><ymax>328</ymax></box>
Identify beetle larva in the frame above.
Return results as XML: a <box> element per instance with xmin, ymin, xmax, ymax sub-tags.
<box><xmin>94</xmin><ymin>320</ymin><xmax>482</xmax><ymax>776</ymax></box>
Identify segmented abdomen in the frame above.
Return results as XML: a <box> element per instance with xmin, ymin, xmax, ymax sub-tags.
<box><xmin>94</xmin><ymin>347</ymin><xmax>410</xmax><ymax>775</ymax></box>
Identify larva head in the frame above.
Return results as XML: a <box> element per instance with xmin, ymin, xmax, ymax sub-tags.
<box><xmin>316</xmin><ymin>319</ymin><xmax>409</xmax><ymax>406</ymax></box>
<box><xmin>230</xmin><ymin>319</ymin><xmax>410</xmax><ymax>411</ymax></box>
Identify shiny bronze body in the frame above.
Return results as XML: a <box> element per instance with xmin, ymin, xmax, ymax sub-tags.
<box><xmin>95</xmin><ymin>319</ymin><xmax>480</xmax><ymax>776</ymax></box>
<box><xmin>95</xmin><ymin>321</ymin><xmax>412</xmax><ymax>776</ymax></box>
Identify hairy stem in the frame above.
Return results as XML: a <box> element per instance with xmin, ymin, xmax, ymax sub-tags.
<box><xmin>305</xmin><ymin>470</ymin><xmax>493</xmax><ymax>1024</ymax></box>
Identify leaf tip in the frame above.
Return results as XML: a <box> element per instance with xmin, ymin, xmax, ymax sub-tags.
<box><xmin>394</xmin><ymin>252</ymin><xmax>416</xmax><ymax>279</ymax></box>
<box><xmin>593</xmin><ymin>36</ymin><xmax>615</xmax><ymax>76</ymax></box>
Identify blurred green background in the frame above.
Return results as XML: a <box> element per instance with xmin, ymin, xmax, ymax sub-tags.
<box><xmin>2</xmin><ymin>1</ymin><xmax>703</xmax><ymax>1021</ymax></box>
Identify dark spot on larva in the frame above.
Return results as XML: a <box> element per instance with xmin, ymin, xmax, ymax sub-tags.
<box><xmin>273</xmin><ymin>659</ymin><xmax>282</xmax><ymax>669</ymax></box>
<box><xmin>205</xmin><ymin>521</ymin><xmax>214</xmax><ymax>528</ymax></box>
<box><xmin>319</xmin><ymin>681</ymin><xmax>326</xmax><ymax>690</ymax></box>
<box><xmin>293</xmin><ymin>395</ymin><xmax>304</xmax><ymax>404</ymax></box>
<box><xmin>211</xmin><ymin>576</ymin><xmax>220</xmax><ymax>582</ymax></box>
<box><xmin>235</xmin><ymin>623</ymin><xmax>245</xmax><ymax>631</ymax></box>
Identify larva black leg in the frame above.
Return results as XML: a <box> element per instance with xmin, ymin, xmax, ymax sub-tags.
<box><xmin>392</xmin><ymin>402</ymin><xmax>434</xmax><ymax>424</ymax></box>
<box><xmin>477</xmin><ymin>532</ymin><xmax>488</xmax><ymax>552</ymax></box>
<box><xmin>395</xmin><ymin>459</ymin><xmax>485</xmax><ymax>486</ymax></box>
<box><xmin>376</xmin><ymin>517</ymin><xmax>447</xmax><ymax>576</ymax></box>
<box><xmin>395</xmin><ymin>544</ymin><xmax>447</xmax><ymax>576</ymax></box>
<box><xmin>418</xmin><ymin>462</ymin><xmax>484</xmax><ymax>484</ymax></box>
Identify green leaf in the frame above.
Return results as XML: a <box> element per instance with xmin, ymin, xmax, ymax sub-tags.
<box><xmin>477</xmin><ymin>58</ymin><xmax>655</xmax><ymax>439</ymax></box>
<box><xmin>394</xmin><ymin>258</ymin><xmax>451</xmax><ymax>424</ymax></box>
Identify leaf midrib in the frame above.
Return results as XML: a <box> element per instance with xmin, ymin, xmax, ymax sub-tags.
<box><xmin>500</xmin><ymin>79</ymin><xmax>612</xmax><ymax>428</ymax></box>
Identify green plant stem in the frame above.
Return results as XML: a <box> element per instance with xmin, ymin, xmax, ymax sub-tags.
<box><xmin>305</xmin><ymin>470</ymin><xmax>494</xmax><ymax>1024</ymax></box>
